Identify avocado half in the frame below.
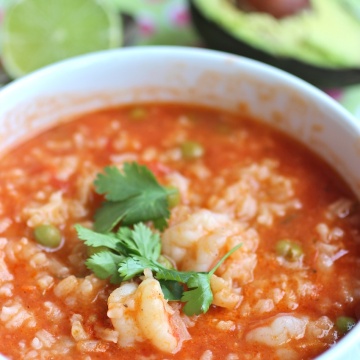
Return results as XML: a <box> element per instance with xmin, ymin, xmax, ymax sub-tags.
<box><xmin>189</xmin><ymin>0</ymin><xmax>360</xmax><ymax>88</ymax></box>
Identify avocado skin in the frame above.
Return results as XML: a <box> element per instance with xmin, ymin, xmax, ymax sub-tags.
<box><xmin>189</xmin><ymin>0</ymin><xmax>360</xmax><ymax>88</ymax></box>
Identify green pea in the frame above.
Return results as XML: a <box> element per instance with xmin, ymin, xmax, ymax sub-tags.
<box><xmin>181</xmin><ymin>141</ymin><xmax>204</xmax><ymax>159</ymax></box>
<box><xmin>157</xmin><ymin>255</ymin><xmax>174</xmax><ymax>269</ymax></box>
<box><xmin>275</xmin><ymin>239</ymin><xmax>303</xmax><ymax>261</ymax></box>
<box><xmin>165</xmin><ymin>186</ymin><xmax>180</xmax><ymax>209</ymax></box>
<box><xmin>34</xmin><ymin>224</ymin><xmax>62</xmax><ymax>248</ymax></box>
<box><xmin>336</xmin><ymin>316</ymin><xmax>356</xmax><ymax>335</ymax></box>
<box><xmin>129</xmin><ymin>107</ymin><xmax>146</xmax><ymax>120</ymax></box>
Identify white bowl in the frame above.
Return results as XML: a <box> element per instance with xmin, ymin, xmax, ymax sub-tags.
<box><xmin>0</xmin><ymin>47</ymin><xmax>359</xmax><ymax>360</ymax></box>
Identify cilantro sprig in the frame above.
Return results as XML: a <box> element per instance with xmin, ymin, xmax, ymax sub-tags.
<box><xmin>93</xmin><ymin>162</ymin><xmax>177</xmax><ymax>233</ymax></box>
<box><xmin>76</xmin><ymin>162</ymin><xmax>241</xmax><ymax>316</ymax></box>
<box><xmin>75</xmin><ymin>223</ymin><xmax>241</xmax><ymax>316</ymax></box>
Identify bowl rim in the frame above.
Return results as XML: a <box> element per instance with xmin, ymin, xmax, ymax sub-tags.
<box><xmin>1</xmin><ymin>45</ymin><xmax>358</xmax><ymax>123</ymax></box>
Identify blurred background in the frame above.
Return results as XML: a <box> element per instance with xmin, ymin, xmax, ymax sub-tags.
<box><xmin>0</xmin><ymin>0</ymin><xmax>359</xmax><ymax>119</ymax></box>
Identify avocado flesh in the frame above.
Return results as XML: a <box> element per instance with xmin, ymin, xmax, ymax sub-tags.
<box><xmin>193</xmin><ymin>0</ymin><xmax>360</xmax><ymax>68</ymax></box>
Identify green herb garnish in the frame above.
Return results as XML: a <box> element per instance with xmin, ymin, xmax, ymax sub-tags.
<box><xmin>76</xmin><ymin>162</ymin><xmax>241</xmax><ymax>316</ymax></box>
<box><xmin>93</xmin><ymin>162</ymin><xmax>177</xmax><ymax>233</ymax></box>
<box><xmin>75</xmin><ymin>222</ymin><xmax>241</xmax><ymax>316</ymax></box>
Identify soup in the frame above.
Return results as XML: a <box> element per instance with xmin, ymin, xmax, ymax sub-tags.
<box><xmin>0</xmin><ymin>103</ymin><xmax>359</xmax><ymax>360</ymax></box>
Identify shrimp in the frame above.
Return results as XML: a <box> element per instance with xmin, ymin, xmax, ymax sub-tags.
<box><xmin>162</xmin><ymin>209</ymin><xmax>259</xmax><ymax>285</ymax></box>
<box><xmin>210</xmin><ymin>274</ymin><xmax>242</xmax><ymax>309</ymax></box>
<box><xmin>245</xmin><ymin>314</ymin><xmax>308</xmax><ymax>346</ymax></box>
<box><xmin>107</xmin><ymin>282</ymin><xmax>143</xmax><ymax>348</ymax></box>
<box><xmin>162</xmin><ymin>209</ymin><xmax>241</xmax><ymax>271</ymax></box>
<box><xmin>107</xmin><ymin>270</ymin><xmax>190</xmax><ymax>353</ymax></box>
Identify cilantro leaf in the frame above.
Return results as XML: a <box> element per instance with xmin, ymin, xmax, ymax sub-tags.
<box><xmin>155</xmin><ymin>266</ymin><xmax>195</xmax><ymax>284</ymax></box>
<box><xmin>75</xmin><ymin>224</ymin><xmax>119</xmax><ymax>251</ymax></box>
<box><xmin>95</xmin><ymin>163</ymin><xmax>161</xmax><ymax>202</ymax></box>
<box><xmin>160</xmin><ymin>280</ymin><xmax>184</xmax><ymax>301</ymax></box>
<box><xmin>86</xmin><ymin>251</ymin><xmax>124</xmax><ymax>284</ymax></box>
<box><xmin>93</xmin><ymin>201</ymin><xmax>130</xmax><ymax>234</ymax></box>
<box><xmin>152</xmin><ymin>217</ymin><xmax>169</xmax><ymax>232</ymax></box>
<box><xmin>118</xmin><ymin>256</ymin><xmax>155</xmax><ymax>280</ymax></box>
<box><xmin>181</xmin><ymin>273</ymin><xmax>213</xmax><ymax>315</ymax></box>
<box><xmin>181</xmin><ymin>243</ymin><xmax>243</xmax><ymax>315</ymax></box>
<box><xmin>93</xmin><ymin>163</ymin><xmax>172</xmax><ymax>232</ymax></box>
<box><xmin>117</xmin><ymin>223</ymin><xmax>161</xmax><ymax>261</ymax></box>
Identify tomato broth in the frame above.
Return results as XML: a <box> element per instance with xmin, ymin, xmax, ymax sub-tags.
<box><xmin>0</xmin><ymin>104</ymin><xmax>359</xmax><ymax>360</ymax></box>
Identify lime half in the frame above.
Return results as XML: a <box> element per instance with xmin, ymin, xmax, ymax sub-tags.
<box><xmin>1</xmin><ymin>0</ymin><xmax>122</xmax><ymax>78</ymax></box>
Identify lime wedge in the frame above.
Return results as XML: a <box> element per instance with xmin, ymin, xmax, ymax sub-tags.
<box><xmin>1</xmin><ymin>0</ymin><xmax>122</xmax><ymax>78</ymax></box>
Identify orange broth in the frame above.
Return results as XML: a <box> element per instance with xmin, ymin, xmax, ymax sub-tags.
<box><xmin>0</xmin><ymin>104</ymin><xmax>359</xmax><ymax>359</ymax></box>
